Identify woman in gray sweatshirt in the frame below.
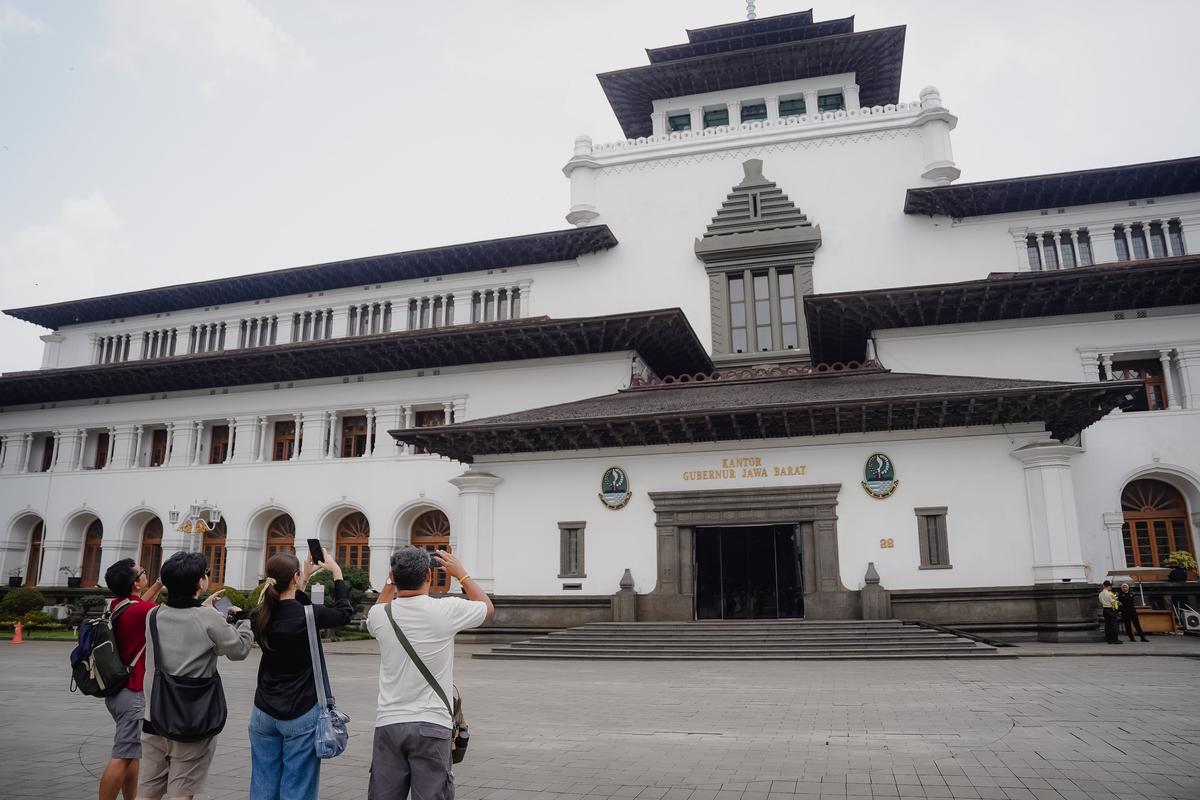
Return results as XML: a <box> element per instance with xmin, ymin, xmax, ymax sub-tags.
<box><xmin>140</xmin><ymin>551</ymin><xmax>253</xmax><ymax>800</ymax></box>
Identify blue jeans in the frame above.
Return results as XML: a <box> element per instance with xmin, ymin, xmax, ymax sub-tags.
<box><xmin>249</xmin><ymin>704</ymin><xmax>321</xmax><ymax>800</ymax></box>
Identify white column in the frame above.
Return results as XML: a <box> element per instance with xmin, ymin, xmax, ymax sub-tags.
<box><xmin>1159</xmin><ymin>349</ymin><xmax>1180</xmax><ymax>410</ymax></box>
<box><xmin>89</xmin><ymin>334</ymin><xmax>102</xmax><ymax>364</ymax></box>
<box><xmin>1100</xmin><ymin>354</ymin><xmax>1114</xmax><ymax>381</ymax></box>
<box><xmin>192</xmin><ymin>421</ymin><xmax>205</xmax><ymax>465</ymax></box>
<box><xmin>106</xmin><ymin>427</ymin><xmax>116</xmax><ymax>468</ymax></box>
<box><xmin>803</xmin><ymin>90</ymin><xmax>819</xmax><ymax>117</ymax></box>
<box><xmin>278</xmin><ymin>315</ymin><xmax>295</xmax><ymax>344</ymax></box>
<box><xmin>843</xmin><ymin>83</ymin><xmax>861</xmax><ymax>111</ymax></box>
<box><xmin>1176</xmin><ymin>348</ymin><xmax>1200</xmax><ymax>410</ymax></box>
<box><xmin>48</xmin><ymin>431</ymin><xmax>63</xmax><ymax>472</ymax></box>
<box><xmin>39</xmin><ymin>538</ymin><xmax>74</xmax><ymax>587</ymax></box>
<box><xmin>230</xmin><ymin>416</ymin><xmax>260</xmax><ymax>465</ymax></box>
<box><xmin>765</xmin><ymin>94</ymin><xmax>779</xmax><ymax>122</ymax></box>
<box><xmin>1049</xmin><ymin>232</ymin><xmax>1063</xmax><ymax>270</ymax></box>
<box><xmin>332</xmin><ymin>307</ymin><xmax>350</xmax><ymax>338</ymax></box>
<box><xmin>128</xmin><ymin>425</ymin><xmax>143</xmax><ymax>468</ymax></box>
<box><xmin>1101</xmin><ymin>511</ymin><xmax>1127</xmax><ymax>575</ymax></box>
<box><xmin>1010</xmin><ymin>441</ymin><xmax>1088</xmax><ymax>583</ymax></box>
<box><xmin>291</xmin><ymin>413</ymin><xmax>303</xmax><ymax>460</ymax></box>
<box><xmin>367</xmin><ymin>408</ymin><xmax>379</xmax><ymax>456</ymax></box>
<box><xmin>1011</xmin><ymin>231</ymin><xmax>1031</xmax><ymax>271</ymax></box>
<box><xmin>223</xmin><ymin>418</ymin><xmax>236</xmax><ymax>464</ymax></box>
<box><xmin>374</xmin><ymin>406</ymin><xmax>404</xmax><ymax>459</ymax></box>
<box><xmin>18</xmin><ymin>433</ymin><xmax>32</xmax><ymax>473</ymax></box>
<box><xmin>0</xmin><ymin>434</ymin><xmax>17</xmax><ymax>475</ymax></box>
<box><xmin>168</xmin><ymin>420</ymin><xmax>195</xmax><ymax>466</ymax></box>
<box><xmin>74</xmin><ymin>429</ymin><xmax>87</xmax><ymax>470</ymax></box>
<box><xmin>258</xmin><ymin>417</ymin><xmax>271</xmax><ymax>462</ymax></box>
<box><xmin>1078</xmin><ymin>351</ymin><xmax>1101</xmax><ymax>382</ymax></box>
<box><xmin>650</xmin><ymin>110</ymin><xmax>666</xmax><ymax>136</ymax></box>
<box><xmin>452</xmin><ymin>397</ymin><xmax>467</xmax><ymax>423</ymax></box>
<box><xmin>223</xmin><ymin>538</ymin><xmax>257</xmax><ymax>591</ymax></box>
<box><xmin>688</xmin><ymin>106</ymin><xmax>703</xmax><ymax>131</ymax></box>
<box><xmin>726</xmin><ymin>100</ymin><xmax>740</xmax><ymax>127</ymax></box>
<box><xmin>401</xmin><ymin>405</ymin><xmax>415</xmax><ymax>456</ymax></box>
<box><xmin>1088</xmin><ymin>227</ymin><xmax>1116</xmax><ymax>264</ymax></box>
<box><xmin>442</xmin><ymin>401</ymin><xmax>453</xmax><ymax>425</ymax></box>
<box><xmin>447</xmin><ymin>468</ymin><xmax>503</xmax><ymax>592</ymax></box>
<box><xmin>300</xmin><ymin>412</ymin><xmax>326</xmax><ymax>461</ymax></box>
<box><xmin>327</xmin><ymin>412</ymin><xmax>339</xmax><ymax>458</ymax></box>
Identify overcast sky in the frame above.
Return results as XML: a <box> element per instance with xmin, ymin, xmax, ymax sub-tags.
<box><xmin>2</xmin><ymin>0</ymin><xmax>1198</xmax><ymax>375</ymax></box>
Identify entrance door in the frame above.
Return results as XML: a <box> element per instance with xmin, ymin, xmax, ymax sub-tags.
<box><xmin>695</xmin><ymin>525</ymin><xmax>802</xmax><ymax>620</ymax></box>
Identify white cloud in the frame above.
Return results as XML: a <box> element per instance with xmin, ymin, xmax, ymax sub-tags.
<box><xmin>99</xmin><ymin>0</ymin><xmax>303</xmax><ymax>82</ymax></box>
<box><xmin>0</xmin><ymin>4</ymin><xmax>46</xmax><ymax>40</ymax></box>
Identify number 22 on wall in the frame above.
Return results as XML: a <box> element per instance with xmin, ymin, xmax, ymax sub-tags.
<box><xmin>879</xmin><ymin>538</ymin><xmax>895</xmax><ymax>549</ymax></box>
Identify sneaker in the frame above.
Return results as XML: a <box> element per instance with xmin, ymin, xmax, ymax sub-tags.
<box><xmin>1140</xmin><ymin>637</ymin><xmax>1150</xmax><ymax>642</ymax></box>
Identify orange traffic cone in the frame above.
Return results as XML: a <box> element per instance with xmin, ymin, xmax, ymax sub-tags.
<box><xmin>12</xmin><ymin>622</ymin><xmax>23</xmax><ymax>644</ymax></box>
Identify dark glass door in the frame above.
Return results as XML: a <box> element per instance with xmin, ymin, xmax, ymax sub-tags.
<box><xmin>695</xmin><ymin>525</ymin><xmax>802</xmax><ymax>620</ymax></box>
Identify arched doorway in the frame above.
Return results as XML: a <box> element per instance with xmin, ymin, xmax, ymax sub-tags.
<box><xmin>335</xmin><ymin>512</ymin><xmax>370</xmax><ymax>573</ymax></box>
<box><xmin>25</xmin><ymin>521</ymin><xmax>44</xmax><ymax>587</ymax></box>
<box><xmin>81</xmin><ymin>520</ymin><xmax>104</xmax><ymax>588</ymax></box>
<box><xmin>410</xmin><ymin>509</ymin><xmax>451</xmax><ymax>591</ymax></box>
<box><xmin>203</xmin><ymin>519</ymin><xmax>228</xmax><ymax>586</ymax></box>
<box><xmin>140</xmin><ymin>518</ymin><xmax>164</xmax><ymax>582</ymax></box>
<box><xmin>265</xmin><ymin>514</ymin><xmax>296</xmax><ymax>569</ymax></box>
<box><xmin>1122</xmin><ymin>479</ymin><xmax>1195</xmax><ymax>567</ymax></box>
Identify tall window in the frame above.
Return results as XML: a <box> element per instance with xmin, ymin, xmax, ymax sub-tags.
<box><xmin>140</xmin><ymin>519</ymin><xmax>163</xmax><ymax>583</ymax></box>
<box><xmin>208</xmin><ymin>425</ymin><xmax>230</xmax><ymax>465</ymax></box>
<box><xmin>340</xmin><ymin>415</ymin><xmax>370</xmax><ymax>458</ymax></box>
<box><xmin>411</xmin><ymin>510</ymin><xmax>451</xmax><ymax>591</ymax></box>
<box><xmin>778</xmin><ymin>97</ymin><xmax>805</xmax><ymax>116</ymax></box>
<box><xmin>558</xmin><ymin>522</ymin><xmax>586</xmax><ymax>579</ymax></box>
<box><xmin>272</xmin><ymin>420</ymin><xmax>297</xmax><ymax>461</ymax></box>
<box><xmin>1077</xmin><ymin>231</ymin><xmax>1094</xmax><ymax>266</ymax></box>
<box><xmin>93</xmin><ymin>432</ymin><xmax>109</xmax><ymax>470</ymax></box>
<box><xmin>1026</xmin><ymin>236</ymin><xmax>1043</xmax><ymax>271</ymax></box>
<box><xmin>1110</xmin><ymin>359</ymin><xmax>1168</xmax><ymax>411</ymax></box>
<box><xmin>203</xmin><ymin>519</ymin><xmax>227</xmax><ymax>587</ymax></box>
<box><xmin>336</xmin><ymin>512</ymin><xmax>370</xmax><ymax>572</ymax></box>
<box><xmin>24</xmin><ymin>521</ymin><xmax>44</xmax><ymax>587</ymax></box>
<box><xmin>81</xmin><ymin>520</ymin><xmax>104</xmax><ymax>588</ymax></box>
<box><xmin>1131</xmin><ymin>225</ymin><xmax>1149</xmax><ymax>259</ymax></box>
<box><xmin>38</xmin><ymin>435</ymin><xmax>54</xmax><ymax>472</ymax></box>
<box><xmin>725</xmin><ymin>268</ymin><xmax>803</xmax><ymax>355</ymax></box>
<box><xmin>1059</xmin><ymin>234</ymin><xmax>1077</xmax><ymax>268</ymax></box>
<box><xmin>1041</xmin><ymin>234</ymin><xmax>1059</xmax><ymax>270</ymax></box>
<box><xmin>915</xmin><ymin>508</ymin><xmax>951</xmax><ymax>568</ymax></box>
<box><xmin>1114</xmin><ymin>227</ymin><xmax>1131</xmax><ymax>261</ymax></box>
<box><xmin>265</xmin><ymin>514</ymin><xmax>296</xmax><ymax>566</ymax></box>
<box><xmin>149</xmin><ymin>429</ymin><xmax>169</xmax><ymax>467</ymax></box>
<box><xmin>728</xmin><ymin>275</ymin><xmax>748</xmax><ymax>354</ymax></box>
<box><xmin>1121</xmin><ymin>480</ymin><xmax>1194</xmax><ymax>567</ymax></box>
<box><xmin>1168</xmin><ymin>220</ymin><xmax>1187</xmax><ymax>256</ymax></box>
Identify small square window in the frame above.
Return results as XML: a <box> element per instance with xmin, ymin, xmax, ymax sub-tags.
<box><xmin>817</xmin><ymin>93</ymin><xmax>845</xmax><ymax>113</ymax></box>
<box><xmin>667</xmin><ymin>113</ymin><xmax>691</xmax><ymax>132</ymax></box>
<box><xmin>703</xmin><ymin>107</ymin><xmax>729</xmax><ymax>128</ymax></box>
<box><xmin>778</xmin><ymin>97</ymin><xmax>806</xmax><ymax>117</ymax></box>
<box><xmin>741</xmin><ymin>103</ymin><xmax>767</xmax><ymax>123</ymax></box>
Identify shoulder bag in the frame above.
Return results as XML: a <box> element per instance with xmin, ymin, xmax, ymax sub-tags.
<box><xmin>146</xmin><ymin>606</ymin><xmax>227</xmax><ymax>742</ymax></box>
<box><xmin>383</xmin><ymin>603</ymin><xmax>469</xmax><ymax>763</ymax></box>
<box><xmin>304</xmin><ymin>605</ymin><xmax>351</xmax><ymax>759</ymax></box>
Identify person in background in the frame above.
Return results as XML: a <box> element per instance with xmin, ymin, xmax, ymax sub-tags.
<box><xmin>1099</xmin><ymin>580</ymin><xmax>1122</xmax><ymax>645</ymax></box>
<box><xmin>366</xmin><ymin>547</ymin><xmax>494</xmax><ymax>800</ymax></box>
<box><xmin>137</xmin><ymin>552</ymin><xmax>252</xmax><ymax>800</ymax></box>
<box><xmin>249</xmin><ymin>549</ymin><xmax>354</xmax><ymax>800</ymax></box>
<box><xmin>99</xmin><ymin>559</ymin><xmax>162</xmax><ymax>800</ymax></box>
<box><xmin>1116</xmin><ymin>582</ymin><xmax>1150</xmax><ymax>642</ymax></box>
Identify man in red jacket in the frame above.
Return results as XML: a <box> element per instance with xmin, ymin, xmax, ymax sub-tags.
<box><xmin>99</xmin><ymin>558</ymin><xmax>161</xmax><ymax>800</ymax></box>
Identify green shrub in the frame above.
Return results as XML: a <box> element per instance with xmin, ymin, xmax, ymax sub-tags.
<box><xmin>1166</xmin><ymin>551</ymin><xmax>1198</xmax><ymax>571</ymax></box>
<box><xmin>21</xmin><ymin>610</ymin><xmax>56</xmax><ymax>626</ymax></box>
<box><xmin>307</xmin><ymin>565</ymin><xmax>370</xmax><ymax>609</ymax></box>
<box><xmin>220</xmin><ymin>587</ymin><xmax>250</xmax><ymax>610</ymax></box>
<box><xmin>0</xmin><ymin>587</ymin><xmax>46</xmax><ymax>617</ymax></box>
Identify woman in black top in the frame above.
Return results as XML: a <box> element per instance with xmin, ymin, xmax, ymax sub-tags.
<box><xmin>248</xmin><ymin>549</ymin><xmax>354</xmax><ymax>800</ymax></box>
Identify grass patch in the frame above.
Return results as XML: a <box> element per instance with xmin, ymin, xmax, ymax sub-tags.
<box><xmin>0</xmin><ymin>629</ymin><xmax>77</xmax><ymax>641</ymax></box>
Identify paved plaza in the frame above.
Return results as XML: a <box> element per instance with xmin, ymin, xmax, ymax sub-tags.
<box><xmin>1</xmin><ymin>641</ymin><xmax>1199</xmax><ymax>800</ymax></box>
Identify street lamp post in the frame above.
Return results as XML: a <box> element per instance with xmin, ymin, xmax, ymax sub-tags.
<box><xmin>170</xmin><ymin>502</ymin><xmax>222</xmax><ymax>555</ymax></box>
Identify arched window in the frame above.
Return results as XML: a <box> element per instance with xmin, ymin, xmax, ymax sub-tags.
<box><xmin>81</xmin><ymin>520</ymin><xmax>104</xmax><ymax>588</ymax></box>
<box><xmin>140</xmin><ymin>518</ymin><xmax>164</xmax><ymax>583</ymax></box>
<box><xmin>1122</xmin><ymin>479</ymin><xmax>1195</xmax><ymax>567</ymax></box>
<box><xmin>203</xmin><ymin>519</ymin><xmax>228</xmax><ymax>587</ymax></box>
<box><xmin>335</xmin><ymin>512</ymin><xmax>370</xmax><ymax>572</ymax></box>
<box><xmin>410</xmin><ymin>509</ymin><xmax>451</xmax><ymax>591</ymax></box>
<box><xmin>265</xmin><ymin>514</ymin><xmax>296</xmax><ymax>569</ymax></box>
<box><xmin>25</xmin><ymin>521</ymin><xmax>44</xmax><ymax>587</ymax></box>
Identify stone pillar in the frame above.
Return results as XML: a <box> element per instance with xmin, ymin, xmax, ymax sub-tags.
<box><xmin>1160</xmin><ymin>350</ymin><xmax>1180</xmax><ymax>409</ymax></box>
<box><xmin>290</xmin><ymin>413</ymin><xmax>302</xmax><ymax>461</ymax></box>
<box><xmin>442</xmin><ymin>401</ymin><xmax>453</xmax><ymax>424</ymax></box>
<box><xmin>688</xmin><ymin>106</ymin><xmax>703</xmax><ymax>131</ymax></box>
<box><xmin>130</xmin><ymin>425</ymin><xmax>145</xmax><ymax>468</ymax></box>
<box><xmin>803</xmin><ymin>90</ymin><xmax>819</xmax><ymax>117</ymax></box>
<box><xmin>447</xmin><ymin>469</ymin><xmax>503</xmax><ymax>592</ymax></box>
<box><xmin>258</xmin><ymin>417</ymin><xmax>271</xmax><ymax>463</ymax></box>
<box><xmin>300</xmin><ymin>412</ymin><xmax>326</xmax><ymax>461</ymax></box>
<box><xmin>18</xmin><ymin>433</ymin><xmax>32</xmax><ymax>473</ymax></box>
<box><xmin>192</xmin><ymin>421</ymin><xmax>205</xmax><ymax>466</ymax></box>
<box><xmin>38</xmin><ymin>333</ymin><xmax>65</xmax><ymax>369</ymax></box>
<box><xmin>916</xmin><ymin>86</ymin><xmax>960</xmax><ymax>185</ymax></box>
<box><xmin>222</xmin><ymin>418</ymin><xmax>235</xmax><ymax>464</ymax></box>
<box><xmin>230</xmin><ymin>416</ymin><xmax>259</xmax><ymax>465</ymax></box>
<box><xmin>74</xmin><ymin>429</ymin><xmax>88</xmax><ymax>471</ymax></box>
<box><xmin>1101</xmin><ymin>511</ymin><xmax>1127</xmax><ymax>574</ymax></box>
<box><xmin>765</xmin><ymin>94</ymin><xmax>779</xmax><ymax>122</ymax></box>
<box><xmin>563</xmin><ymin>135</ymin><xmax>600</xmax><ymax>227</ymax></box>
<box><xmin>843</xmin><ymin>83</ymin><xmax>861</xmax><ymax>111</ymax></box>
<box><xmin>1010</xmin><ymin>441</ymin><xmax>1088</xmax><ymax>583</ymax></box>
<box><xmin>1079</xmin><ymin>352</ymin><xmax>1101</xmax><ymax>382</ymax></box>
<box><xmin>860</xmin><ymin>562</ymin><xmax>891</xmax><ymax>620</ymax></box>
<box><xmin>1011</xmin><ymin>231</ymin><xmax>1032</xmax><ymax>271</ymax></box>
<box><xmin>726</xmin><ymin>99</ymin><xmax>740</xmax><ymax>127</ymax></box>
<box><xmin>89</xmin><ymin>334</ymin><xmax>102</xmax><ymax>364</ymax></box>
<box><xmin>1068</xmin><ymin>230</ymin><xmax>1081</xmax><ymax>267</ymax></box>
<box><xmin>48</xmin><ymin>431</ymin><xmax>63</xmax><ymax>472</ymax></box>
<box><xmin>326</xmin><ymin>412</ymin><xmax>339</xmax><ymax>458</ymax></box>
<box><xmin>1100</xmin><ymin>354</ymin><xmax>1114</xmax><ymax>381</ymax></box>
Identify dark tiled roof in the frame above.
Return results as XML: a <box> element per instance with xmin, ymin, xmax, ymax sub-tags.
<box><xmin>684</xmin><ymin>10</ymin><xmax>814</xmax><ymax>43</ymax></box>
<box><xmin>647</xmin><ymin>17</ymin><xmax>855</xmax><ymax>63</ymax></box>
<box><xmin>390</xmin><ymin>367</ymin><xmax>1135</xmax><ymax>462</ymax></box>
<box><xmin>903</xmin><ymin>156</ymin><xmax>1200</xmax><ymax>218</ymax></box>
<box><xmin>3</xmin><ymin>225</ymin><xmax>619</xmax><ymax>330</ymax></box>
<box><xmin>598</xmin><ymin>26</ymin><xmax>905</xmax><ymax>139</ymax></box>
<box><xmin>0</xmin><ymin>309</ymin><xmax>712</xmax><ymax>407</ymax></box>
<box><xmin>804</xmin><ymin>256</ymin><xmax>1200</xmax><ymax>364</ymax></box>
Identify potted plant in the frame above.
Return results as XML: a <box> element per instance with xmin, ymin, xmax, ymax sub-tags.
<box><xmin>1166</xmin><ymin>551</ymin><xmax>1198</xmax><ymax>581</ymax></box>
<box><xmin>59</xmin><ymin>566</ymin><xmax>82</xmax><ymax>589</ymax></box>
<box><xmin>8</xmin><ymin>569</ymin><xmax>22</xmax><ymax>588</ymax></box>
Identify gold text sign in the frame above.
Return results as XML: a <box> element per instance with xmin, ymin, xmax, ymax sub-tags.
<box><xmin>682</xmin><ymin>455</ymin><xmax>807</xmax><ymax>481</ymax></box>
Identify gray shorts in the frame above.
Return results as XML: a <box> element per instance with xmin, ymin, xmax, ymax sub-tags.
<box><xmin>368</xmin><ymin>722</ymin><xmax>454</xmax><ymax>800</ymax></box>
<box><xmin>103</xmin><ymin>689</ymin><xmax>144</xmax><ymax>760</ymax></box>
<box><xmin>138</xmin><ymin>733</ymin><xmax>217</xmax><ymax>799</ymax></box>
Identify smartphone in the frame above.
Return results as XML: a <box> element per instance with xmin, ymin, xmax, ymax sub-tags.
<box><xmin>212</xmin><ymin>595</ymin><xmax>234</xmax><ymax>622</ymax></box>
<box><xmin>307</xmin><ymin>538</ymin><xmax>324</xmax><ymax>565</ymax></box>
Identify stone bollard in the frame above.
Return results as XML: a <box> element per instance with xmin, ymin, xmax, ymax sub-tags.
<box><xmin>612</xmin><ymin>569</ymin><xmax>637</xmax><ymax>622</ymax></box>
<box><xmin>861</xmin><ymin>562</ymin><xmax>892</xmax><ymax>620</ymax></box>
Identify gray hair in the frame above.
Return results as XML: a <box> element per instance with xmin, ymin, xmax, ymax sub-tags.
<box><xmin>390</xmin><ymin>546</ymin><xmax>432</xmax><ymax>590</ymax></box>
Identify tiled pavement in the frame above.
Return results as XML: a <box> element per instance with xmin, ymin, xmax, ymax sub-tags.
<box><xmin>1</xmin><ymin>641</ymin><xmax>1198</xmax><ymax>799</ymax></box>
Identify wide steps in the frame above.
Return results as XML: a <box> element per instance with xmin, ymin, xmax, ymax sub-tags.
<box><xmin>476</xmin><ymin>620</ymin><xmax>1006</xmax><ymax>661</ymax></box>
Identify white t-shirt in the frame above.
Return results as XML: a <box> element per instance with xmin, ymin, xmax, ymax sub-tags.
<box><xmin>366</xmin><ymin>594</ymin><xmax>488</xmax><ymax>728</ymax></box>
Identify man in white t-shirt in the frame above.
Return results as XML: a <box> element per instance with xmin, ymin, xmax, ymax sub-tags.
<box><xmin>366</xmin><ymin>546</ymin><xmax>493</xmax><ymax>800</ymax></box>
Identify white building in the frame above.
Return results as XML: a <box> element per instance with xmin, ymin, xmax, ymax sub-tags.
<box><xmin>2</xmin><ymin>9</ymin><xmax>1198</xmax><ymax>640</ymax></box>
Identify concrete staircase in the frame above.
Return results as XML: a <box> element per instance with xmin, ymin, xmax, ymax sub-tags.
<box><xmin>474</xmin><ymin>619</ymin><xmax>1010</xmax><ymax>660</ymax></box>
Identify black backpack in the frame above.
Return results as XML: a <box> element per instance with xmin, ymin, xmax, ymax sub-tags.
<box><xmin>70</xmin><ymin>599</ymin><xmax>143</xmax><ymax>697</ymax></box>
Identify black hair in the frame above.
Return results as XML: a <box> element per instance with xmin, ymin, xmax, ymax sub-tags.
<box><xmin>161</xmin><ymin>551</ymin><xmax>209</xmax><ymax>600</ymax></box>
<box><xmin>252</xmin><ymin>553</ymin><xmax>301</xmax><ymax>649</ymax></box>
<box><xmin>391</xmin><ymin>546</ymin><xmax>432</xmax><ymax>590</ymax></box>
<box><xmin>1102</xmin><ymin>580</ymin><xmax>1113</xmax><ymax>587</ymax></box>
<box><xmin>104</xmin><ymin>558</ymin><xmax>138</xmax><ymax>597</ymax></box>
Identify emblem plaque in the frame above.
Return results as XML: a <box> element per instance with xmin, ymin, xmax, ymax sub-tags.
<box><xmin>862</xmin><ymin>453</ymin><xmax>899</xmax><ymax>499</ymax></box>
<box><xmin>598</xmin><ymin>466</ymin><xmax>632</xmax><ymax>510</ymax></box>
